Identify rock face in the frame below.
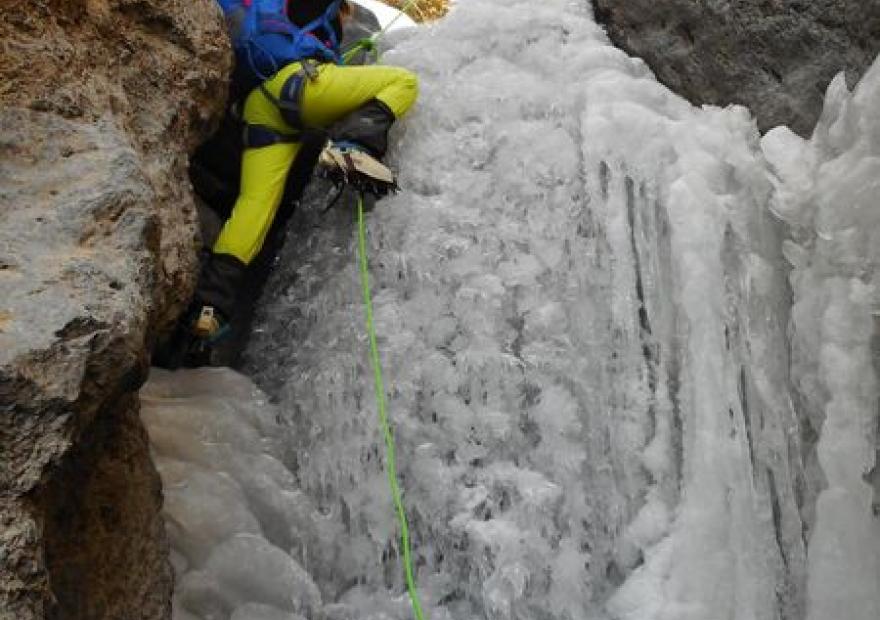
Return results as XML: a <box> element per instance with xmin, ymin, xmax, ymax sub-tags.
<box><xmin>592</xmin><ymin>0</ymin><xmax>880</xmax><ymax>135</ymax></box>
<box><xmin>0</xmin><ymin>1</ymin><xmax>230</xmax><ymax>618</ymax></box>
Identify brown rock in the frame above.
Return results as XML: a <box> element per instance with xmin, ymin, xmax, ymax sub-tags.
<box><xmin>38</xmin><ymin>395</ymin><xmax>172</xmax><ymax>620</ymax></box>
<box><xmin>0</xmin><ymin>0</ymin><xmax>231</xmax><ymax>617</ymax></box>
<box><xmin>592</xmin><ymin>0</ymin><xmax>880</xmax><ymax>135</ymax></box>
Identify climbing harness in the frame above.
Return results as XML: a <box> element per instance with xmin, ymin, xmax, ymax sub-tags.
<box><xmin>241</xmin><ymin>123</ymin><xmax>301</xmax><ymax>148</ymax></box>
<box><xmin>242</xmin><ymin>60</ymin><xmax>327</xmax><ymax>149</ymax></box>
<box><xmin>259</xmin><ymin>58</ymin><xmax>320</xmax><ymax>130</ymax></box>
<box><xmin>356</xmin><ymin>194</ymin><xmax>426</xmax><ymax>620</ymax></box>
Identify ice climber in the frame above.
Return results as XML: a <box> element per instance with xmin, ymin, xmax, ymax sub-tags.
<box><xmin>190</xmin><ymin>0</ymin><xmax>418</xmax><ymax>346</ymax></box>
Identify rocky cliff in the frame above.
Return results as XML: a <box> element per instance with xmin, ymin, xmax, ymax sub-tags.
<box><xmin>0</xmin><ymin>1</ymin><xmax>229</xmax><ymax>618</ymax></box>
<box><xmin>592</xmin><ymin>0</ymin><xmax>880</xmax><ymax>135</ymax></box>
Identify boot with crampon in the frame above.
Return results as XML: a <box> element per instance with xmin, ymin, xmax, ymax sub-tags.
<box><xmin>317</xmin><ymin>98</ymin><xmax>400</xmax><ymax>197</ymax></box>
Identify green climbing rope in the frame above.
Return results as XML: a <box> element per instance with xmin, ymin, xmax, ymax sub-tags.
<box><xmin>356</xmin><ymin>195</ymin><xmax>426</xmax><ymax>620</ymax></box>
<box><xmin>349</xmin><ymin>3</ymin><xmax>430</xmax><ymax>614</ymax></box>
<box><xmin>342</xmin><ymin>0</ymin><xmax>426</xmax><ymax>64</ymax></box>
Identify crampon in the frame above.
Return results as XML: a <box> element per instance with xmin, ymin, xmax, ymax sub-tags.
<box><xmin>317</xmin><ymin>142</ymin><xmax>399</xmax><ymax>198</ymax></box>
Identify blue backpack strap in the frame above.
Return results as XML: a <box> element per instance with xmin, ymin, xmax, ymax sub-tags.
<box><xmin>295</xmin><ymin>0</ymin><xmax>344</xmax><ymax>61</ymax></box>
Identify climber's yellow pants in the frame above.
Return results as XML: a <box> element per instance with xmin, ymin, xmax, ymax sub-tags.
<box><xmin>213</xmin><ymin>62</ymin><xmax>418</xmax><ymax>264</ymax></box>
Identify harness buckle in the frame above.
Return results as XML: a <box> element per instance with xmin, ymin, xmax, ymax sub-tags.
<box><xmin>301</xmin><ymin>59</ymin><xmax>319</xmax><ymax>82</ymax></box>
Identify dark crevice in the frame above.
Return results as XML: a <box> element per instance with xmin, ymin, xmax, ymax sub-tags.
<box><xmin>624</xmin><ymin>179</ymin><xmax>654</xmax><ymax>348</ymax></box>
<box><xmin>676</xmin><ymin>22</ymin><xmax>695</xmax><ymax>46</ymax></box>
<box><xmin>739</xmin><ymin>365</ymin><xmax>758</xmax><ymax>476</ymax></box>
<box><xmin>54</xmin><ymin>317</ymin><xmax>109</xmax><ymax>340</ymax></box>
<box><xmin>766</xmin><ymin>65</ymin><xmax>785</xmax><ymax>83</ymax></box>
<box><xmin>651</xmin><ymin>195</ymin><xmax>684</xmax><ymax>498</ymax></box>
<box><xmin>599</xmin><ymin>161</ymin><xmax>610</xmax><ymax>201</ymax></box>
<box><xmin>665</xmin><ymin>342</ymin><xmax>685</xmax><ymax>498</ymax></box>
<box><xmin>624</xmin><ymin>176</ymin><xmax>659</xmax><ymax>406</ymax></box>
<box><xmin>863</xmin><ymin>406</ymin><xmax>880</xmax><ymax>517</ymax></box>
<box><xmin>868</xmin><ymin>327</ymin><xmax>880</xmax><ymax>517</ymax></box>
<box><xmin>767</xmin><ymin>468</ymin><xmax>788</xmax><ymax>569</ymax></box>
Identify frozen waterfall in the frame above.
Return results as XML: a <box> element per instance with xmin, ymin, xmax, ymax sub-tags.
<box><xmin>141</xmin><ymin>0</ymin><xmax>880</xmax><ymax>618</ymax></box>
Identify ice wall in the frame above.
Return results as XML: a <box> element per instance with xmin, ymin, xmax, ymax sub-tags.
<box><xmin>141</xmin><ymin>0</ymin><xmax>880</xmax><ymax>618</ymax></box>
<box><xmin>763</xmin><ymin>61</ymin><xmax>880</xmax><ymax>620</ymax></box>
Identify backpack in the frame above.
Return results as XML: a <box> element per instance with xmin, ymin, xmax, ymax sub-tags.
<box><xmin>217</xmin><ymin>0</ymin><xmax>343</xmax><ymax>94</ymax></box>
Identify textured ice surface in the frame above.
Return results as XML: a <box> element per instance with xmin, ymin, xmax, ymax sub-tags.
<box><xmin>142</xmin><ymin>0</ymin><xmax>880</xmax><ymax>618</ymax></box>
<box><xmin>763</xmin><ymin>62</ymin><xmax>880</xmax><ymax>620</ymax></box>
<box><xmin>141</xmin><ymin>369</ymin><xmax>326</xmax><ymax>620</ymax></box>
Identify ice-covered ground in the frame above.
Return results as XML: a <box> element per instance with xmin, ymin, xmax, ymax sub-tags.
<box><xmin>141</xmin><ymin>0</ymin><xmax>880</xmax><ymax>618</ymax></box>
